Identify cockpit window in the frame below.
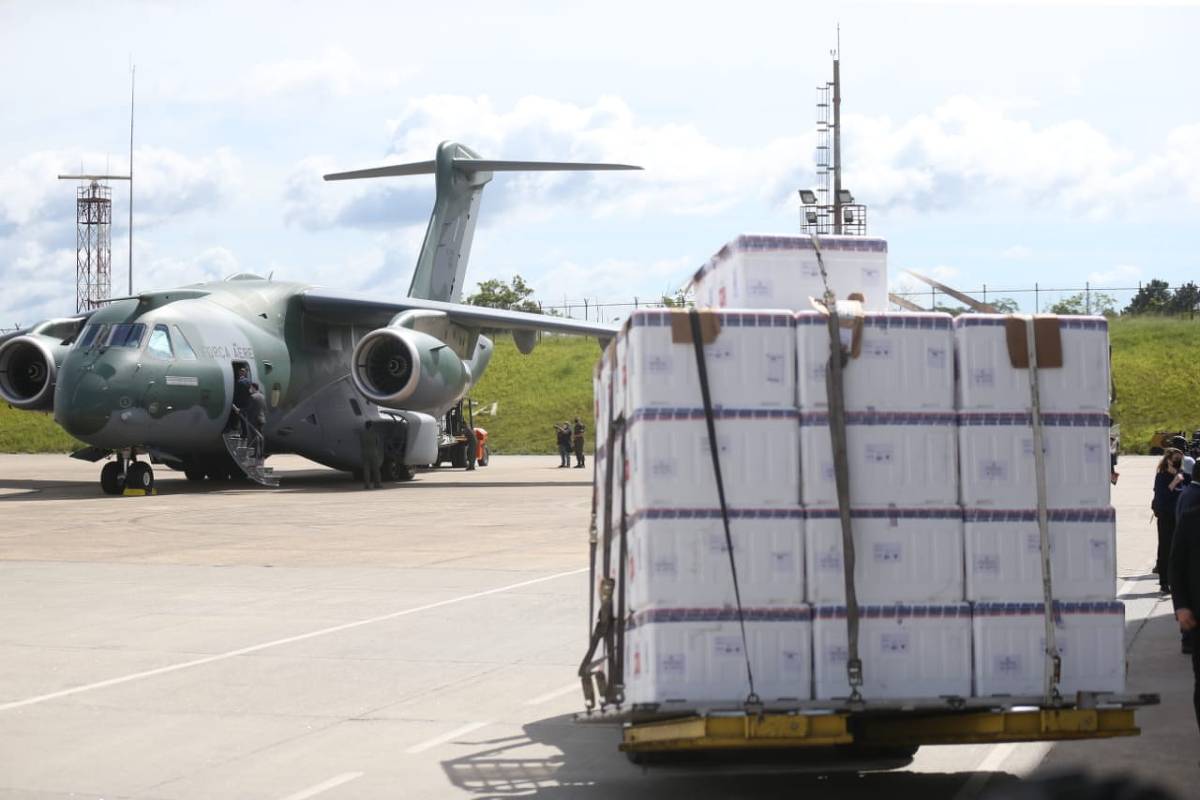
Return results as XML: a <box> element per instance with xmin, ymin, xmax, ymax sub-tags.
<box><xmin>146</xmin><ymin>325</ymin><xmax>173</xmax><ymax>359</ymax></box>
<box><xmin>106</xmin><ymin>323</ymin><xmax>146</xmax><ymax>348</ymax></box>
<box><xmin>75</xmin><ymin>324</ymin><xmax>102</xmax><ymax>350</ymax></box>
<box><xmin>173</xmin><ymin>326</ymin><xmax>198</xmax><ymax>360</ymax></box>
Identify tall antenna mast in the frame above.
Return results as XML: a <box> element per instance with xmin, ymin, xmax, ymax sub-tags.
<box><xmin>832</xmin><ymin>26</ymin><xmax>842</xmax><ymax>234</ymax></box>
<box><xmin>799</xmin><ymin>28</ymin><xmax>867</xmax><ymax>237</ymax></box>
<box><xmin>128</xmin><ymin>64</ymin><xmax>135</xmax><ymax>295</ymax></box>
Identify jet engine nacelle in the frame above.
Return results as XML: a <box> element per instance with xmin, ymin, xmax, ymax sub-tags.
<box><xmin>0</xmin><ymin>334</ymin><xmax>60</xmax><ymax>411</ymax></box>
<box><xmin>350</xmin><ymin>326</ymin><xmax>469</xmax><ymax>414</ymax></box>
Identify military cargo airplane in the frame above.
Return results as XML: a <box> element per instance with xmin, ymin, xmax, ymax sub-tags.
<box><xmin>0</xmin><ymin>142</ymin><xmax>632</xmax><ymax>494</ymax></box>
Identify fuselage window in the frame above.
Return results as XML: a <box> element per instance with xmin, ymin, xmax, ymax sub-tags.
<box><xmin>106</xmin><ymin>323</ymin><xmax>146</xmax><ymax>348</ymax></box>
<box><xmin>147</xmin><ymin>325</ymin><xmax>173</xmax><ymax>359</ymax></box>
<box><xmin>172</xmin><ymin>326</ymin><xmax>198</xmax><ymax>360</ymax></box>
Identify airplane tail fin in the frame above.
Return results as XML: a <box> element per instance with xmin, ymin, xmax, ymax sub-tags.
<box><xmin>324</xmin><ymin>141</ymin><xmax>641</xmax><ymax>303</ymax></box>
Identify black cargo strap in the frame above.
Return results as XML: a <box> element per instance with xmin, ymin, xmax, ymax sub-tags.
<box><xmin>579</xmin><ymin>394</ymin><xmax>624</xmax><ymax>710</ymax></box>
<box><xmin>1024</xmin><ymin>315</ymin><xmax>1062</xmax><ymax>704</ymax></box>
<box><xmin>611</xmin><ymin>422</ymin><xmax>630</xmax><ymax>704</ymax></box>
<box><xmin>813</xmin><ymin>238</ymin><xmax>864</xmax><ymax>702</ymax></box>
<box><xmin>688</xmin><ymin>308</ymin><xmax>759</xmax><ymax>707</ymax></box>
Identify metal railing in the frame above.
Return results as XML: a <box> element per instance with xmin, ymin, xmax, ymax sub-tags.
<box><xmin>535</xmin><ymin>283</ymin><xmax>1198</xmax><ymax>323</ymax></box>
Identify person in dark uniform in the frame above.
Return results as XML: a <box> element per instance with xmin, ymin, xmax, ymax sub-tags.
<box><xmin>359</xmin><ymin>420</ymin><xmax>383</xmax><ymax>489</ymax></box>
<box><xmin>572</xmin><ymin>417</ymin><xmax>586</xmax><ymax>468</ymax></box>
<box><xmin>246</xmin><ymin>382</ymin><xmax>267</xmax><ymax>458</ymax></box>
<box><xmin>1155</xmin><ymin>448</ymin><xmax>1187</xmax><ymax>593</ymax></box>
<box><xmin>559</xmin><ymin>422</ymin><xmax>574</xmax><ymax>467</ymax></box>
<box><xmin>465</xmin><ymin>425</ymin><xmax>477</xmax><ymax>471</ymax></box>
<box><xmin>1170</xmin><ymin>464</ymin><xmax>1200</xmax><ymax>734</ymax></box>
<box><xmin>230</xmin><ymin>366</ymin><xmax>252</xmax><ymax>433</ymax></box>
<box><xmin>1176</xmin><ymin>462</ymin><xmax>1200</xmax><ymax>655</ymax></box>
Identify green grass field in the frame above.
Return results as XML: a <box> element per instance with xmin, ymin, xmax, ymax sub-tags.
<box><xmin>1110</xmin><ymin>317</ymin><xmax>1199</xmax><ymax>454</ymax></box>
<box><xmin>469</xmin><ymin>334</ymin><xmax>599</xmax><ymax>454</ymax></box>
<box><xmin>0</xmin><ymin>404</ymin><xmax>83</xmax><ymax>453</ymax></box>
<box><xmin>1</xmin><ymin>318</ymin><xmax>1193</xmax><ymax>454</ymax></box>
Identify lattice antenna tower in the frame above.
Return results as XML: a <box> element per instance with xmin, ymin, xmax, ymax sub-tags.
<box><xmin>56</xmin><ymin>65</ymin><xmax>135</xmax><ymax>313</ymax></box>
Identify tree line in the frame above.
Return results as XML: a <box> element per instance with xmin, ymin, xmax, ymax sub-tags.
<box><xmin>466</xmin><ymin>275</ymin><xmax>1200</xmax><ymax>318</ymax></box>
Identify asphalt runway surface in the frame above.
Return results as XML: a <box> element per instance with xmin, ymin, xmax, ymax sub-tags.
<box><xmin>0</xmin><ymin>454</ymin><xmax>1193</xmax><ymax>799</ymax></box>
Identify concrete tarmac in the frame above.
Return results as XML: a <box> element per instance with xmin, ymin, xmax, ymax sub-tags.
<box><xmin>0</xmin><ymin>454</ymin><xmax>1193</xmax><ymax>799</ymax></box>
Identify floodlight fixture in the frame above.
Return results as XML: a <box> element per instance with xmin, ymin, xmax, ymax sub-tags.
<box><xmin>798</xmin><ymin>189</ymin><xmax>819</xmax><ymax>205</ymax></box>
<box><xmin>844</xmin><ymin>209</ymin><xmax>855</xmax><ymax>224</ymax></box>
<box><xmin>805</xmin><ymin>211</ymin><xmax>819</xmax><ymax>224</ymax></box>
<box><xmin>836</xmin><ymin>189</ymin><xmax>854</xmax><ymax>204</ymax></box>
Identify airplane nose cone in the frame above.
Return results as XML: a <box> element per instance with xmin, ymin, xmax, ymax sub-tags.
<box><xmin>54</xmin><ymin>367</ymin><xmax>115</xmax><ymax>440</ymax></box>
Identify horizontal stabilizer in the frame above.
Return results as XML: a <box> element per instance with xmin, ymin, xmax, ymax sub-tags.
<box><xmin>324</xmin><ymin>161</ymin><xmax>435</xmax><ymax>181</ymax></box>
<box><xmin>324</xmin><ymin>158</ymin><xmax>640</xmax><ymax>182</ymax></box>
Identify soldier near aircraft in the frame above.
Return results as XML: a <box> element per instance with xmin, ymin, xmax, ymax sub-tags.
<box><xmin>572</xmin><ymin>417</ymin><xmax>586</xmax><ymax>468</ymax></box>
<box><xmin>0</xmin><ymin>142</ymin><xmax>635</xmax><ymax>494</ymax></box>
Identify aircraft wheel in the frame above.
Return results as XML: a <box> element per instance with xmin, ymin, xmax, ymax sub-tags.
<box><xmin>450</xmin><ymin>445</ymin><xmax>467</xmax><ymax>469</ymax></box>
<box><xmin>126</xmin><ymin>461</ymin><xmax>154</xmax><ymax>493</ymax></box>
<box><xmin>100</xmin><ymin>462</ymin><xmax>125</xmax><ymax>495</ymax></box>
<box><xmin>183</xmin><ymin>463</ymin><xmax>207</xmax><ymax>482</ymax></box>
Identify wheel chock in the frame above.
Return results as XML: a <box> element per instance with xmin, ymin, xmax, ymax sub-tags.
<box><xmin>122</xmin><ymin>488</ymin><xmax>157</xmax><ymax>497</ymax></box>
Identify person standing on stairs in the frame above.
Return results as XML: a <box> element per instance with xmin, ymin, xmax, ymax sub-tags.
<box><xmin>246</xmin><ymin>383</ymin><xmax>267</xmax><ymax>460</ymax></box>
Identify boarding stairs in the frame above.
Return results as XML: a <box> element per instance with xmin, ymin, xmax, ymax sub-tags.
<box><xmin>221</xmin><ymin>425</ymin><xmax>279</xmax><ymax>487</ymax></box>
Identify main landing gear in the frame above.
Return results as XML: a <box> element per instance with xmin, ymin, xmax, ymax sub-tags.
<box><xmin>99</xmin><ymin>452</ymin><xmax>155</xmax><ymax>496</ymax></box>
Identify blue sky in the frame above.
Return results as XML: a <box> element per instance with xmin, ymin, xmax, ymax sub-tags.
<box><xmin>2</xmin><ymin>0</ymin><xmax>1197</xmax><ymax>326</ymax></box>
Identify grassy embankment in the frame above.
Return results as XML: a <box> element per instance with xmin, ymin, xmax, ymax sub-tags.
<box><xmin>0</xmin><ymin>404</ymin><xmax>83</xmax><ymax>453</ymax></box>
<box><xmin>1</xmin><ymin>318</ymin><xmax>1193</xmax><ymax>454</ymax></box>
<box><xmin>1110</xmin><ymin>316</ymin><xmax>1199</xmax><ymax>454</ymax></box>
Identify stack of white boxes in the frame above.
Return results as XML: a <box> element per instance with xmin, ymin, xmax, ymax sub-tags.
<box><xmin>956</xmin><ymin>315</ymin><xmax>1124</xmax><ymax>696</ymax></box>
<box><xmin>797</xmin><ymin>311</ymin><xmax>972</xmax><ymax>700</ymax></box>
<box><xmin>691</xmin><ymin>234</ymin><xmax>889</xmax><ymax>312</ymax></box>
<box><xmin>604</xmin><ymin>308</ymin><xmax>812</xmax><ymax>707</ymax></box>
<box><xmin>591</xmin><ymin>236</ymin><xmax>1125</xmax><ymax>710</ymax></box>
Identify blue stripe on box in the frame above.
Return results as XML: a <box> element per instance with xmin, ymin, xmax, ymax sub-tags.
<box><xmin>627</xmin><ymin>310</ymin><xmax>794</xmax><ymax>329</ymax></box>
<box><xmin>972</xmin><ymin>601</ymin><xmax>1124</xmax><ymax>617</ymax></box>
<box><xmin>798</xmin><ymin>411</ymin><xmax>957</xmax><ymax>427</ymax></box>
<box><xmin>804</xmin><ymin>507</ymin><xmax>963</xmax><ymax>521</ymax></box>
<box><xmin>963</xmin><ymin>508</ymin><xmax>1116</xmax><ymax>523</ymax></box>
<box><xmin>629</xmin><ymin>607</ymin><xmax>813</xmax><ymax>628</ymax></box>
<box><xmin>795</xmin><ymin>312</ymin><xmax>951</xmax><ymax>330</ymax></box>
<box><xmin>631</xmin><ymin>407</ymin><xmax>800</xmax><ymax>423</ymax></box>
<box><xmin>957</xmin><ymin>412</ymin><xmax>1111</xmax><ymax>427</ymax></box>
<box><xmin>954</xmin><ymin>315</ymin><xmax>1108</xmax><ymax>332</ymax></box>
<box><xmin>815</xmin><ymin>604</ymin><xmax>971</xmax><ymax>620</ymax></box>
<box><xmin>630</xmin><ymin>508</ymin><xmax>806</xmax><ymax>524</ymax></box>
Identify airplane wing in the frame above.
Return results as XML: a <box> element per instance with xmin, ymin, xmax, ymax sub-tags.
<box><xmin>299</xmin><ymin>288</ymin><xmax>618</xmax><ymax>337</ymax></box>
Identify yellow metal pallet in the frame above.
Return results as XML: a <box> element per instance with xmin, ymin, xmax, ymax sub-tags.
<box><xmin>621</xmin><ymin>707</ymin><xmax>1141</xmax><ymax>753</ymax></box>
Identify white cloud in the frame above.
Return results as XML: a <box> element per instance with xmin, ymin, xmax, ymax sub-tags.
<box><xmin>0</xmin><ymin>146</ymin><xmax>239</xmax><ymax>248</ymax></box>
<box><xmin>844</xmin><ymin>96</ymin><xmax>1200</xmax><ymax>218</ymax></box>
<box><xmin>244</xmin><ymin>48</ymin><xmax>410</xmax><ymax>99</ymax></box>
<box><xmin>1087</xmin><ymin>264</ymin><xmax>1142</xmax><ymax>286</ymax></box>
<box><xmin>1002</xmin><ymin>245</ymin><xmax>1033</xmax><ymax>259</ymax></box>
<box><xmin>285</xmin><ymin>94</ymin><xmax>812</xmax><ymax>231</ymax></box>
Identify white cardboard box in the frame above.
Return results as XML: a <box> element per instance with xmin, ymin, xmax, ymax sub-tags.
<box><xmin>805</xmin><ymin>507</ymin><xmax>964</xmax><ymax>604</ymax></box>
<box><xmin>626</xmin><ymin>408</ymin><xmax>800</xmax><ymax>513</ymax></box>
<box><xmin>972</xmin><ymin>601</ymin><xmax>1126</xmax><ymax>696</ymax></box>
<box><xmin>795</xmin><ymin>312</ymin><xmax>955</xmax><ymax>412</ymax></box>
<box><xmin>622</xmin><ymin>309</ymin><xmax>796</xmax><ymax>413</ymax></box>
<box><xmin>964</xmin><ymin>508</ymin><xmax>1117</xmax><ymax>602</ymax></box>
<box><xmin>692</xmin><ymin>234</ymin><xmax>888</xmax><ymax>312</ymax></box>
<box><xmin>624</xmin><ymin>607</ymin><xmax>813</xmax><ymax>707</ymax></box>
<box><xmin>958</xmin><ymin>412</ymin><xmax>1112</xmax><ymax>509</ymax></box>
<box><xmin>625</xmin><ymin>508</ymin><xmax>805</xmax><ymax>609</ymax></box>
<box><xmin>812</xmin><ymin>604</ymin><xmax>973</xmax><ymax>700</ymax></box>
<box><xmin>954</xmin><ymin>315</ymin><xmax>1110</xmax><ymax>412</ymax></box>
<box><xmin>799</xmin><ymin>411</ymin><xmax>959</xmax><ymax>508</ymax></box>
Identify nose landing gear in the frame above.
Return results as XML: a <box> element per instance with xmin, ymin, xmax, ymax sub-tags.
<box><xmin>98</xmin><ymin>452</ymin><xmax>155</xmax><ymax>496</ymax></box>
